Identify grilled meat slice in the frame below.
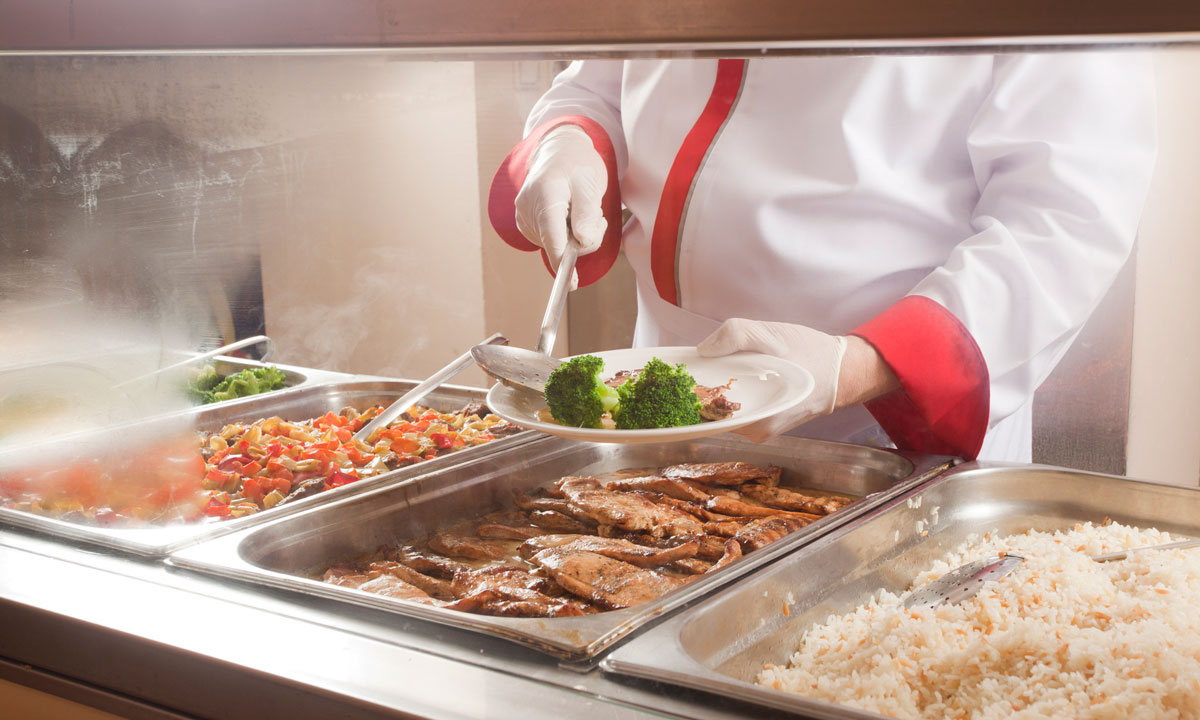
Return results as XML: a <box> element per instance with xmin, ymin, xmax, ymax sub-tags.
<box><xmin>559</xmin><ymin>477</ymin><xmax>704</xmax><ymax>538</ymax></box>
<box><xmin>531</xmin><ymin>548</ymin><xmax>684</xmax><ymax>610</ymax></box>
<box><xmin>386</xmin><ymin>546</ymin><xmax>471</xmax><ymax>578</ymax></box>
<box><xmin>446</xmin><ymin>587</ymin><xmax>587</xmax><ymax>617</ymax></box>
<box><xmin>322</xmin><ymin>566</ymin><xmax>376</xmax><ymax>587</ymax></box>
<box><xmin>739</xmin><ymin>483</ymin><xmax>850</xmax><ymax>515</ymax></box>
<box><xmin>357</xmin><ymin>575</ymin><xmax>436</xmax><ymax>601</ymax></box>
<box><xmin>707</xmin><ymin>538</ymin><xmax>743</xmax><ymax>573</ymax></box>
<box><xmin>605</xmin><ymin>369</ymin><xmax>639</xmax><ymax>388</ymax></box>
<box><xmin>517</xmin><ymin>533</ymin><xmax>583</xmax><ymax>559</ymax></box>
<box><xmin>702</xmin><ymin>520</ymin><xmax>748</xmax><ymax>537</ymax></box>
<box><xmin>529</xmin><ymin>510</ymin><xmax>593</xmax><ymax>533</ymax></box>
<box><xmin>278</xmin><ymin>477</ymin><xmax>326</xmax><ymax>505</ymax></box>
<box><xmin>693</xmin><ymin>380</ymin><xmax>741</xmax><ymax>421</ymax></box>
<box><xmin>486</xmin><ymin>421</ymin><xmax>526</xmax><ymax>437</ymax></box>
<box><xmin>427</xmin><ymin>532</ymin><xmax>508</xmax><ymax>561</ymax></box>
<box><xmin>593</xmin><ymin>525</ymin><xmax>722</xmax><ymax>560</ymax></box>
<box><xmin>630</xmin><ymin>491</ymin><xmax>736</xmax><ymax>523</ymax></box>
<box><xmin>671</xmin><ymin>558</ymin><xmax>714</xmax><ymax>574</ymax></box>
<box><xmin>602</xmin><ymin>475</ymin><xmax>711</xmax><ymax>503</ymax></box>
<box><xmin>513</xmin><ymin>491</ymin><xmax>577</xmax><ymax>516</ymax></box>
<box><xmin>476</xmin><ymin>523</ymin><xmax>545</xmax><ymax>541</ymax></box>
<box><xmin>587</xmin><ymin>466</ymin><xmax>661</xmax><ymax>484</ymax></box>
<box><xmin>698</xmin><ymin>534</ymin><xmax>733</xmax><ymax>560</ymax></box>
<box><xmin>451</xmin><ymin>565</ymin><xmax>561</xmax><ymax>598</ymax></box>
<box><xmin>734</xmin><ymin>516</ymin><xmax>810</xmax><ymax>551</ymax></box>
<box><xmin>705</xmin><ymin>494</ymin><xmax>819</xmax><ymax>520</ymax></box>
<box><xmin>662</xmin><ymin>462</ymin><xmax>782</xmax><ymax>487</ymax></box>
<box><xmin>369</xmin><ymin>560</ymin><xmax>456</xmax><ymax>600</ymax></box>
<box><xmin>456</xmin><ymin>401</ymin><xmax>489</xmax><ymax>418</ymax></box>
<box><xmin>545</xmin><ymin>536</ymin><xmax>699</xmax><ymax>568</ymax></box>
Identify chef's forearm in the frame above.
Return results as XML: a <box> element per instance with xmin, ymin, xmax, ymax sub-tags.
<box><xmin>834</xmin><ymin>336</ymin><xmax>899</xmax><ymax>409</ymax></box>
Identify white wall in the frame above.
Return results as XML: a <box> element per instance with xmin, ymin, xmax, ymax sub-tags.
<box><xmin>1126</xmin><ymin>51</ymin><xmax>1200</xmax><ymax>487</ymax></box>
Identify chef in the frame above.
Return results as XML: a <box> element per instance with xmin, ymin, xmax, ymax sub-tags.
<box><xmin>488</xmin><ymin>55</ymin><xmax>1156</xmax><ymax>462</ymax></box>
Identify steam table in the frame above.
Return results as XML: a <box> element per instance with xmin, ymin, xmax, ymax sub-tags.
<box><xmin>0</xmin><ymin>524</ymin><xmax>793</xmax><ymax>720</ymax></box>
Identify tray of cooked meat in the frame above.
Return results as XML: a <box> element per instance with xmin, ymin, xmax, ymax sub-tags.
<box><xmin>601</xmin><ymin>463</ymin><xmax>1200</xmax><ymax>719</ymax></box>
<box><xmin>166</xmin><ymin>434</ymin><xmax>952</xmax><ymax>660</ymax></box>
<box><xmin>0</xmin><ymin>379</ymin><xmax>535</xmax><ymax>556</ymax></box>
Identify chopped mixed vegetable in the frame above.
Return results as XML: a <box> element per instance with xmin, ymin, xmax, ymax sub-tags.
<box><xmin>0</xmin><ymin>402</ymin><xmax>522</xmax><ymax>527</ymax></box>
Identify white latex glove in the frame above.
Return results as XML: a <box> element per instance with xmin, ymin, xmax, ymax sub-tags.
<box><xmin>514</xmin><ymin>125</ymin><xmax>608</xmax><ymax>290</ymax></box>
<box><xmin>697</xmin><ymin>318</ymin><xmax>848</xmax><ymax>442</ymax></box>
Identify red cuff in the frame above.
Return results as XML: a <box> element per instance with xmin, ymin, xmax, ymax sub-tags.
<box><xmin>486</xmin><ymin>115</ymin><xmax>623</xmax><ymax>288</ymax></box>
<box><xmin>851</xmin><ymin>296</ymin><xmax>989</xmax><ymax>460</ymax></box>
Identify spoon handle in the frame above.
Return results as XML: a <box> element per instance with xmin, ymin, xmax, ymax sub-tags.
<box><xmin>112</xmin><ymin>334</ymin><xmax>275</xmax><ymax>388</ymax></box>
<box><xmin>1091</xmin><ymin>537</ymin><xmax>1200</xmax><ymax>563</ymax></box>
<box><xmin>353</xmin><ymin>332</ymin><xmax>507</xmax><ymax>443</ymax></box>
<box><xmin>535</xmin><ymin>238</ymin><xmax>579</xmax><ymax>355</ymax></box>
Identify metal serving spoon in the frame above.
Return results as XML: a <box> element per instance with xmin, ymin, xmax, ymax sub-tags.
<box><xmin>902</xmin><ymin>537</ymin><xmax>1200</xmax><ymax>609</ymax></box>
<box><xmin>354</xmin><ymin>332</ymin><xmax>508</xmax><ymax>443</ymax></box>
<box><xmin>470</xmin><ymin>238</ymin><xmax>577</xmax><ymax>393</ymax></box>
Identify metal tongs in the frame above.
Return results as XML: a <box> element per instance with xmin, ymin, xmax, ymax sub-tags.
<box><xmin>353</xmin><ymin>332</ymin><xmax>508</xmax><ymax>444</ymax></box>
<box><xmin>470</xmin><ymin>239</ymin><xmax>576</xmax><ymax>393</ymax></box>
<box><xmin>903</xmin><ymin>537</ymin><xmax>1200</xmax><ymax>609</ymax></box>
<box><xmin>112</xmin><ymin>334</ymin><xmax>276</xmax><ymax>389</ymax></box>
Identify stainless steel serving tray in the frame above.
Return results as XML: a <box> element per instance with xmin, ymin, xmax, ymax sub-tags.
<box><xmin>168</xmin><ymin>434</ymin><xmax>951</xmax><ymax>662</ymax></box>
<box><xmin>602</xmin><ymin>462</ymin><xmax>1200</xmax><ymax>719</ymax></box>
<box><xmin>0</xmin><ymin>379</ymin><xmax>538</xmax><ymax>557</ymax></box>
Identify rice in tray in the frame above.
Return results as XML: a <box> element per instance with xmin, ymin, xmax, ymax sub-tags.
<box><xmin>757</xmin><ymin>522</ymin><xmax>1200</xmax><ymax>719</ymax></box>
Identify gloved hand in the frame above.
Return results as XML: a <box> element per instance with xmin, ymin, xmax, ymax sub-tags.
<box><xmin>515</xmin><ymin>125</ymin><xmax>608</xmax><ymax>290</ymax></box>
<box><xmin>697</xmin><ymin>318</ymin><xmax>848</xmax><ymax>442</ymax></box>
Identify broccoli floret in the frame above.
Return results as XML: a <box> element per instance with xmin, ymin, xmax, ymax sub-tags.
<box><xmin>544</xmin><ymin>355</ymin><xmax>620</xmax><ymax>428</ymax></box>
<box><xmin>613</xmin><ymin>357</ymin><xmax>702</xmax><ymax>429</ymax></box>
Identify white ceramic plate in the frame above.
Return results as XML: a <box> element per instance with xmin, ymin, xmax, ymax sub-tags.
<box><xmin>486</xmin><ymin>346</ymin><xmax>814</xmax><ymax>444</ymax></box>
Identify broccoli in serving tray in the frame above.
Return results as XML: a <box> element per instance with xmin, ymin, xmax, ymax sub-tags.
<box><xmin>544</xmin><ymin>355</ymin><xmax>702</xmax><ymax>430</ymax></box>
<box><xmin>187</xmin><ymin>366</ymin><xmax>287</xmax><ymax>405</ymax></box>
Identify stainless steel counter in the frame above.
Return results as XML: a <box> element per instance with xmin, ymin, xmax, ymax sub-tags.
<box><xmin>0</xmin><ymin>523</ymin><xmax>805</xmax><ymax>719</ymax></box>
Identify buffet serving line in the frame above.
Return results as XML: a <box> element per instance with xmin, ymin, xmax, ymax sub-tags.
<box><xmin>3</xmin><ymin>351</ymin><xmax>1199</xmax><ymax>720</ymax></box>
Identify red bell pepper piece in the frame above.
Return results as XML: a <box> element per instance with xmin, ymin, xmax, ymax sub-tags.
<box><xmin>390</xmin><ymin>437</ymin><xmax>420</xmax><ymax>455</ymax></box>
<box><xmin>429</xmin><ymin>432</ymin><xmax>454</xmax><ymax>450</ymax></box>
<box><xmin>324</xmin><ymin>470</ymin><xmax>358</xmax><ymax>489</ymax></box>
<box><xmin>241</xmin><ymin>478</ymin><xmax>265</xmax><ymax>504</ymax></box>
<box><xmin>205</xmin><ymin>468</ymin><xmax>234</xmax><ymax>486</ymax></box>
<box><xmin>203</xmin><ymin>497</ymin><xmax>231</xmax><ymax>517</ymax></box>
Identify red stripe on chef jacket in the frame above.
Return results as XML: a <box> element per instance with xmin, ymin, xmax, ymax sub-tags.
<box><xmin>650</xmin><ymin>59</ymin><xmax>748</xmax><ymax>307</ymax></box>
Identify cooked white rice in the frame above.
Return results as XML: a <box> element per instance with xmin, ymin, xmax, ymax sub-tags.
<box><xmin>757</xmin><ymin>522</ymin><xmax>1200</xmax><ymax>719</ymax></box>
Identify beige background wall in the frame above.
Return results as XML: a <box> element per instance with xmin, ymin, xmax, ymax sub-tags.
<box><xmin>1127</xmin><ymin>51</ymin><xmax>1200</xmax><ymax>486</ymax></box>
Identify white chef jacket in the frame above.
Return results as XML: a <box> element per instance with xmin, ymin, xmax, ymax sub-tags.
<box><xmin>489</xmin><ymin>54</ymin><xmax>1156</xmax><ymax>462</ymax></box>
